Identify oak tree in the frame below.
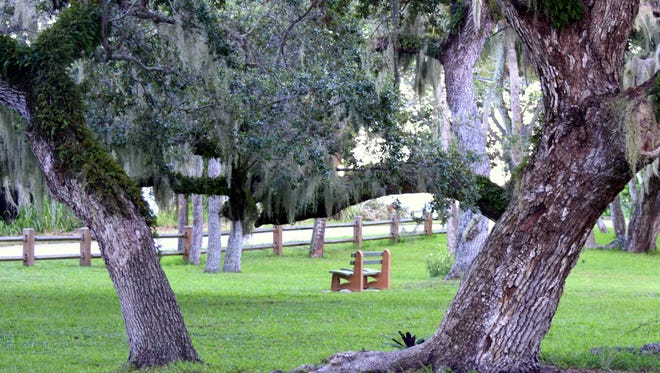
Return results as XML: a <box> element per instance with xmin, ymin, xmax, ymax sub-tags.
<box><xmin>304</xmin><ymin>0</ymin><xmax>660</xmax><ymax>371</ymax></box>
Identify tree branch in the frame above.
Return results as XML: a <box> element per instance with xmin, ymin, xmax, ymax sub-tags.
<box><xmin>108</xmin><ymin>52</ymin><xmax>177</xmax><ymax>73</ymax></box>
<box><xmin>277</xmin><ymin>1</ymin><xmax>317</xmax><ymax>67</ymax></box>
<box><xmin>0</xmin><ymin>79</ymin><xmax>30</xmax><ymax>122</ymax></box>
<box><xmin>254</xmin><ymin>167</ymin><xmax>509</xmax><ymax>226</ymax></box>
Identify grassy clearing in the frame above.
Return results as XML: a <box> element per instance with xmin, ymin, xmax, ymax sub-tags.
<box><xmin>0</xmin><ymin>234</ymin><xmax>658</xmax><ymax>372</ymax></box>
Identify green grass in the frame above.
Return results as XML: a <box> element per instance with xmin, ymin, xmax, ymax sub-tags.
<box><xmin>0</xmin><ymin>234</ymin><xmax>658</xmax><ymax>372</ymax></box>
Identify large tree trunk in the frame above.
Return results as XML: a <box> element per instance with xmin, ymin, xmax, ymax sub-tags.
<box><xmin>0</xmin><ymin>4</ymin><xmax>199</xmax><ymax>368</ymax></box>
<box><xmin>625</xmin><ymin>168</ymin><xmax>660</xmax><ymax>253</ymax></box>
<box><xmin>189</xmin><ymin>193</ymin><xmax>203</xmax><ymax>264</ymax></box>
<box><xmin>28</xmin><ymin>132</ymin><xmax>200</xmax><ymax>367</ymax></box>
<box><xmin>205</xmin><ymin>159</ymin><xmax>223</xmax><ymax>273</ymax></box>
<box><xmin>441</xmin><ymin>1</ymin><xmax>494</xmax><ymax>280</ymax></box>
<box><xmin>308</xmin><ymin>1</ymin><xmax>656</xmax><ymax>372</ymax></box>
<box><xmin>223</xmin><ymin>219</ymin><xmax>243</xmax><ymax>272</ymax></box>
<box><xmin>426</xmin><ymin>0</ymin><xmax>650</xmax><ymax>369</ymax></box>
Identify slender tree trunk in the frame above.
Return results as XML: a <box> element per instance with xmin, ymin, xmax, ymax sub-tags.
<box><xmin>628</xmin><ymin>179</ymin><xmax>639</xmax><ymax>207</ymax></box>
<box><xmin>585</xmin><ymin>229</ymin><xmax>597</xmax><ymax>248</ymax></box>
<box><xmin>434</xmin><ymin>76</ymin><xmax>459</xmax><ymax>255</ymax></box>
<box><xmin>505</xmin><ymin>27</ymin><xmax>525</xmax><ymax>166</ymax></box>
<box><xmin>442</xmin><ymin>3</ymin><xmax>494</xmax><ymax>280</ymax></box>
<box><xmin>625</xmin><ymin>171</ymin><xmax>660</xmax><ymax>252</ymax></box>
<box><xmin>487</xmin><ymin>26</ymin><xmax>517</xmax><ymax>172</ymax></box>
<box><xmin>223</xmin><ymin>219</ymin><xmax>243</xmax><ymax>273</ymax></box>
<box><xmin>205</xmin><ymin>159</ymin><xmax>223</xmax><ymax>273</ymax></box>
<box><xmin>310</xmin><ymin>217</ymin><xmax>327</xmax><ymax>257</ymax></box>
<box><xmin>308</xmin><ymin>1</ymin><xmax>655</xmax><ymax>371</ymax></box>
<box><xmin>189</xmin><ymin>194</ymin><xmax>203</xmax><ymax>264</ymax></box>
<box><xmin>177</xmin><ymin>194</ymin><xmax>188</xmax><ymax>252</ymax></box>
<box><xmin>445</xmin><ymin>202</ymin><xmax>459</xmax><ymax>256</ymax></box>
<box><xmin>610</xmin><ymin>195</ymin><xmax>626</xmax><ymax>239</ymax></box>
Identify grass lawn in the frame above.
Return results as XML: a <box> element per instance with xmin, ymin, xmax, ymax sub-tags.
<box><xmin>0</xmin><ymin>233</ymin><xmax>658</xmax><ymax>372</ymax></box>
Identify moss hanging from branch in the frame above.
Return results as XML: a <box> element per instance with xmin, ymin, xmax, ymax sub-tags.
<box><xmin>168</xmin><ymin>173</ymin><xmax>230</xmax><ymax>196</ymax></box>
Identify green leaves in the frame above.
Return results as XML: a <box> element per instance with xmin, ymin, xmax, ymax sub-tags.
<box><xmin>537</xmin><ymin>0</ymin><xmax>584</xmax><ymax>30</ymax></box>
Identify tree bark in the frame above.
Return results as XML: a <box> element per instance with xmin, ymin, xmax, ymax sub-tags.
<box><xmin>189</xmin><ymin>194</ymin><xmax>203</xmax><ymax>264</ymax></box>
<box><xmin>205</xmin><ymin>158</ymin><xmax>223</xmax><ymax>273</ymax></box>
<box><xmin>610</xmin><ymin>195</ymin><xmax>627</xmax><ymax>239</ymax></box>
<box><xmin>441</xmin><ymin>1</ymin><xmax>494</xmax><ymax>280</ymax></box>
<box><xmin>223</xmin><ymin>219</ymin><xmax>243</xmax><ymax>272</ymax></box>
<box><xmin>308</xmin><ymin>1</ymin><xmax>656</xmax><ymax>371</ymax></box>
<box><xmin>177</xmin><ymin>194</ymin><xmax>188</xmax><ymax>252</ymax></box>
<box><xmin>625</xmin><ymin>169</ymin><xmax>660</xmax><ymax>253</ymax></box>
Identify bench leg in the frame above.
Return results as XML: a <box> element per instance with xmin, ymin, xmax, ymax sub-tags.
<box><xmin>330</xmin><ymin>273</ymin><xmax>364</xmax><ymax>292</ymax></box>
<box><xmin>331</xmin><ymin>274</ymin><xmax>342</xmax><ymax>291</ymax></box>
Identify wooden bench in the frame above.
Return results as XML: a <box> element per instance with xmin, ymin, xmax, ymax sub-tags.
<box><xmin>329</xmin><ymin>249</ymin><xmax>391</xmax><ymax>291</ymax></box>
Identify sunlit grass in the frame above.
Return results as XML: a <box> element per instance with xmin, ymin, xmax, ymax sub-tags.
<box><xmin>0</xmin><ymin>234</ymin><xmax>658</xmax><ymax>372</ymax></box>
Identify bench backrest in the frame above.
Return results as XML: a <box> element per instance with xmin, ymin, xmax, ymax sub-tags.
<box><xmin>351</xmin><ymin>251</ymin><xmax>386</xmax><ymax>266</ymax></box>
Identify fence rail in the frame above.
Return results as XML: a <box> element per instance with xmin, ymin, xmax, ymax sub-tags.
<box><xmin>0</xmin><ymin>212</ymin><xmax>444</xmax><ymax>266</ymax></box>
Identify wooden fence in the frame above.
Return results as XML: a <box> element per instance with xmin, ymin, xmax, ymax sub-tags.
<box><xmin>0</xmin><ymin>212</ymin><xmax>442</xmax><ymax>266</ymax></box>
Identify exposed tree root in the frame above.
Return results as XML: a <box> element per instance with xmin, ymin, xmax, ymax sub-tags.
<box><xmin>291</xmin><ymin>347</ymin><xmax>432</xmax><ymax>373</ymax></box>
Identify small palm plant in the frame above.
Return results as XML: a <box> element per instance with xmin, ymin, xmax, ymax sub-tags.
<box><xmin>387</xmin><ymin>331</ymin><xmax>425</xmax><ymax>349</ymax></box>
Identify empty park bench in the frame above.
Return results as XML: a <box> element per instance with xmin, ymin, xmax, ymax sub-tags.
<box><xmin>329</xmin><ymin>249</ymin><xmax>391</xmax><ymax>292</ymax></box>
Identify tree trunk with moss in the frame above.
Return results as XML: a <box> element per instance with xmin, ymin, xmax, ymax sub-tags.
<box><xmin>0</xmin><ymin>4</ymin><xmax>198</xmax><ymax>368</ymax></box>
<box><xmin>306</xmin><ymin>1</ymin><xmax>658</xmax><ymax>371</ymax></box>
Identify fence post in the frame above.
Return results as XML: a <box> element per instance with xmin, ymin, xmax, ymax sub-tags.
<box><xmin>353</xmin><ymin>216</ymin><xmax>363</xmax><ymax>249</ymax></box>
<box><xmin>424</xmin><ymin>211</ymin><xmax>433</xmax><ymax>236</ymax></box>
<box><xmin>390</xmin><ymin>213</ymin><xmax>399</xmax><ymax>242</ymax></box>
<box><xmin>272</xmin><ymin>225</ymin><xmax>283</xmax><ymax>255</ymax></box>
<box><xmin>309</xmin><ymin>218</ymin><xmax>326</xmax><ymax>258</ymax></box>
<box><xmin>23</xmin><ymin>228</ymin><xmax>35</xmax><ymax>267</ymax></box>
<box><xmin>182</xmin><ymin>226</ymin><xmax>192</xmax><ymax>261</ymax></box>
<box><xmin>79</xmin><ymin>227</ymin><xmax>92</xmax><ymax>266</ymax></box>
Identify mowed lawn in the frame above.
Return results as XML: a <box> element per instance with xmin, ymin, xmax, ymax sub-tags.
<box><xmin>0</xmin><ymin>233</ymin><xmax>658</xmax><ymax>372</ymax></box>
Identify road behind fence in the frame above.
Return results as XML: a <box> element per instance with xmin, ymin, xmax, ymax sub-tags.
<box><xmin>0</xmin><ymin>213</ymin><xmax>444</xmax><ymax>266</ymax></box>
